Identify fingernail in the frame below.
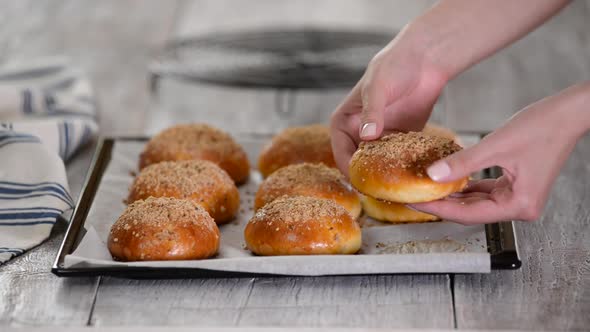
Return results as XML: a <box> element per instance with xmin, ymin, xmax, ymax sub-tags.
<box><xmin>360</xmin><ymin>123</ymin><xmax>376</xmax><ymax>139</ymax></box>
<box><xmin>427</xmin><ymin>161</ymin><xmax>451</xmax><ymax>182</ymax></box>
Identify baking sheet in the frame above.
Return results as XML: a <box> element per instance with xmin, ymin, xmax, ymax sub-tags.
<box><xmin>64</xmin><ymin>140</ymin><xmax>491</xmax><ymax>274</ymax></box>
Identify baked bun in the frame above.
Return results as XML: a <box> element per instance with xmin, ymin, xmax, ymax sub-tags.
<box><xmin>349</xmin><ymin>132</ymin><xmax>468</xmax><ymax>203</ymax></box>
<box><xmin>255</xmin><ymin>163</ymin><xmax>361</xmax><ymax>219</ymax></box>
<box><xmin>140</xmin><ymin>123</ymin><xmax>250</xmax><ymax>184</ymax></box>
<box><xmin>423</xmin><ymin>123</ymin><xmax>462</xmax><ymax>146</ymax></box>
<box><xmin>108</xmin><ymin>197</ymin><xmax>219</xmax><ymax>261</ymax></box>
<box><xmin>258</xmin><ymin>124</ymin><xmax>336</xmax><ymax>177</ymax></box>
<box><xmin>128</xmin><ymin>160</ymin><xmax>240</xmax><ymax>224</ymax></box>
<box><xmin>244</xmin><ymin>196</ymin><xmax>361</xmax><ymax>256</ymax></box>
<box><xmin>362</xmin><ymin>195</ymin><xmax>439</xmax><ymax>223</ymax></box>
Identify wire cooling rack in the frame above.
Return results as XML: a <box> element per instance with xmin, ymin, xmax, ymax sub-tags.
<box><xmin>150</xmin><ymin>28</ymin><xmax>393</xmax><ymax>90</ymax></box>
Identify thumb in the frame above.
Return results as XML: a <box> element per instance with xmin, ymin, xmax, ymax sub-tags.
<box><xmin>359</xmin><ymin>79</ymin><xmax>387</xmax><ymax>140</ymax></box>
<box><xmin>426</xmin><ymin>141</ymin><xmax>495</xmax><ymax>183</ymax></box>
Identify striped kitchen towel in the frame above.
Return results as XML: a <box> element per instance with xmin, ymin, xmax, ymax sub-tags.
<box><xmin>0</xmin><ymin>57</ymin><xmax>98</xmax><ymax>264</ymax></box>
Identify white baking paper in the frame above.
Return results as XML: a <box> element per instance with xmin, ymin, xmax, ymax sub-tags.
<box><xmin>64</xmin><ymin>139</ymin><xmax>491</xmax><ymax>274</ymax></box>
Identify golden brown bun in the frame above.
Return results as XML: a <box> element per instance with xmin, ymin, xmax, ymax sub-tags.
<box><xmin>244</xmin><ymin>196</ymin><xmax>361</xmax><ymax>256</ymax></box>
<box><xmin>423</xmin><ymin>123</ymin><xmax>461</xmax><ymax>145</ymax></box>
<box><xmin>258</xmin><ymin>124</ymin><xmax>336</xmax><ymax>177</ymax></box>
<box><xmin>349</xmin><ymin>132</ymin><xmax>468</xmax><ymax>203</ymax></box>
<box><xmin>108</xmin><ymin>197</ymin><xmax>219</xmax><ymax>261</ymax></box>
<box><xmin>255</xmin><ymin>163</ymin><xmax>361</xmax><ymax>219</ymax></box>
<box><xmin>361</xmin><ymin>195</ymin><xmax>440</xmax><ymax>224</ymax></box>
<box><xmin>128</xmin><ymin>160</ymin><xmax>240</xmax><ymax>224</ymax></box>
<box><xmin>140</xmin><ymin>124</ymin><xmax>250</xmax><ymax>184</ymax></box>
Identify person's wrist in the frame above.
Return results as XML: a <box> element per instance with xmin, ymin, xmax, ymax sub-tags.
<box><xmin>573</xmin><ymin>81</ymin><xmax>590</xmax><ymax>137</ymax></box>
<box><xmin>552</xmin><ymin>81</ymin><xmax>590</xmax><ymax>141</ymax></box>
<box><xmin>392</xmin><ymin>21</ymin><xmax>451</xmax><ymax>87</ymax></box>
<box><xmin>401</xmin><ymin>20</ymin><xmax>455</xmax><ymax>84</ymax></box>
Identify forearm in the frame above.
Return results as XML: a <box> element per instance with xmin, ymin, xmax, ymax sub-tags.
<box><xmin>558</xmin><ymin>81</ymin><xmax>590</xmax><ymax>139</ymax></box>
<box><xmin>403</xmin><ymin>0</ymin><xmax>570</xmax><ymax>80</ymax></box>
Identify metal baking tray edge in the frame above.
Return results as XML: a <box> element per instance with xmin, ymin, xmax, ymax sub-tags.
<box><xmin>52</xmin><ymin>136</ymin><xmax>521</xmax><ymax>279</ymax></box>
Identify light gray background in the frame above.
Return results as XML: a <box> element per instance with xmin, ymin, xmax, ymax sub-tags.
<box><xmin>1</xmin><ymin>1</ymin><xmax>589</xmax><ymax>330</ymax></box>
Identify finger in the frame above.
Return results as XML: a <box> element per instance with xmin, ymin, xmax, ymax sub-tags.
<box><xmin>330</xmin><ymin>83</ymin><xmax>364</xmax><ymax>177</ymax></box>
<box><xmin>447</xmin><ymin>192</ymin><xmax>490</xmax><ymax>200</ymax></box>
<box><xmin>462</xmin><ymin>175</ymin><xmax>512</xmax><ymax>194</ymax></box>
<box><xmin>359</xmin><ymin>73</ymin><xmax>387</xmax><ymax>140</ymax></box>
<box><xmin>336</xmin><ymin>81</ymin><xmax>363</xmax><ymax>116</ymax></box>
<box><xmin>409</xmin><ymin>197</ymin><xmax>513</xmax><ymax>224</ymax></box>
<box><xmin>462</xmin><ymin>179</ymin><xmax>497</xmax><ymax>193</ymax></box>
<box><xmin>330</xmin><ymin>126</ymin><xmax>357</xmax><ymax>178</ymax></box>
<box><xmin>426</xmin><ymin>140</ymin><xmax>496</xmax><ymax>183</ymax></box>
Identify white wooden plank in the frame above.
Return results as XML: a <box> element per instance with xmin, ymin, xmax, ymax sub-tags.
<box><xmin>238</xmin><ymin>276</ymin><xmax>453</xmax><ymax>328</ymax></box>
<box><xmin>2</xmin><ymin>327</ymin><xmax>501</xmax><ymax>332</ymax></box>
<box><xmin>92</xmin><ymin>275</ymin><xmax>454</xmax><ymax>328</ymax></box>
<box><xmin>91</xmin><ymin>278</ymin><xmax>255</xmax><ymax>326</ymax></box>
<box><xmin>0</xmin><ymin>220</ymin><xmax>97</xmax><ymax>326</ymax></box>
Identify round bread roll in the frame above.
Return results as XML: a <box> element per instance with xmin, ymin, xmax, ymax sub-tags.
<box><xmin>349</xmin><ymin>132</ymin><xmax>468</xmax><ymax>203</ymax></box>
<box><xmin>128</xmin><ymin>160</ymin><xmax>240</xmax><ymax>224</ymax></box>
<box><xmin>258</xmin><ymin>124</ymin><xmax>336</xmax><ymax>177</ymax></box>
<box><xmin>255</xmin><ymin>163</ymin><xmax>361</xmax><ymax>219</ymax></box>
<box><xmin>361</xmin><ymin>195</ymin><xmax>440</xmax><ymax>223</ymax></box>
<box><xmin>139</xmin><ymin>123</ymin><xmax>250</xmax><ymax>184</ymax></box>
<box><xmin>108</xmin><ymin>197</ymin><xmax>219</xmax><ymax>261</ymax></box>
<box><xmin>244</xmin><ymin>196</ymin><xmax>361</xmax><ymax>256</ymax></box>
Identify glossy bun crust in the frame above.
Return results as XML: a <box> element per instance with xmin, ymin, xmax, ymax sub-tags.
<box><xmin>258</xmin><ymin>125</ymin><xmax>336</xmax><ymax>177</ymax></box>
<box><xmin>128</xmin><ymin>160</ymin><xmax>240</xmax><ymax>224</ymax></box>
<box><xmin>349</xmin><ymin>132</ymin><xmax>468</xmax><ymax>203</ymax></box>
<box><xmin>361</xmin><ymin>195</ymin><xmax>439</xmax><ymax>223</ymax></box>
<box><xmin>254</xmin><ymin>163</ymin><xmax>361</xmax><ymax>219</ymax></box>
<box><xmin>244</xmin><ymin>196</ymin><xmax>361</xmax><ymax>256</ymax></box>
<box><xmin>108</xmin><ymin>197</ymin><xmax>220</xmax><ymax>261</ymax></box>
<box><xmin>139</xmin><ymin>124</ymin><xmax>250</xmax><ymax>184</ymax></box>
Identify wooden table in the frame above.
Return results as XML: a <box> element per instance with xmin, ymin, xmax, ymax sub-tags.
<box><xmin>1</xmin><ymin>1</ymin><xmax>589</xmax><ymax>330</ymax></box>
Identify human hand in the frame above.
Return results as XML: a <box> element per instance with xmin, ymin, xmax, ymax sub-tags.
<box><xmin>330</xmin><ymin>0</ymin><xmax>571</xmax><ymax>178</ymax></box>
<box><xmin>330</xmin><ymin>31</ymin><xmax>448</xmax><ymax>176</ymax></box>
<box><xmin>409</xmin><ymin>83</ymin><xmax>590</xmax><ymax>224</ymax></box>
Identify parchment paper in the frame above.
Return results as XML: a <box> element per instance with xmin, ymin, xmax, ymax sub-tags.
<box><xmin>64</xmin><ymin>140</ymin><xmax>490</xmax><ymax>274</ymax></box>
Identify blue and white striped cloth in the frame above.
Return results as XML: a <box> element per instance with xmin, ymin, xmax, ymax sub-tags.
<box><xmin>0</xmin><ymin>57</ymin><xmax>98</xmax><ymax>264</ymax></box>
